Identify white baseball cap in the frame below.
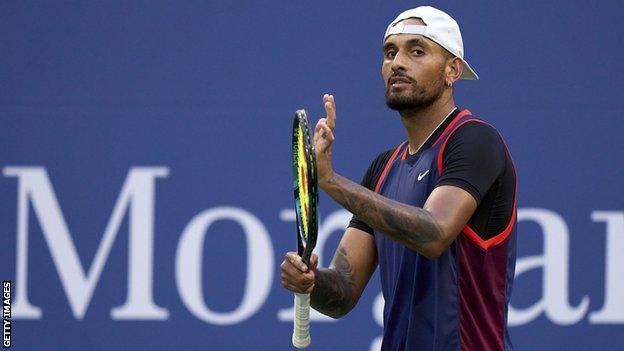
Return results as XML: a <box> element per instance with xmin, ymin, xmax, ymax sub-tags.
<box><xmin>384</xmin><ymin>6</ymin><xmax>479</xmax><ymax>80</ymax></box>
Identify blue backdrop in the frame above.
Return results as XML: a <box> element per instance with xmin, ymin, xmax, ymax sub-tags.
<box><xmin>1</xmin><ymin>1</ymin><xmax>623</xmax><ymax>350</ymax></box>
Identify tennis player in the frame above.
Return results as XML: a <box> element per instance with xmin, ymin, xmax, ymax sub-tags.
<box><xmin>281</xmin><ymin>6</ymin><xmax>517</xmax><ymax>350</ymax></box>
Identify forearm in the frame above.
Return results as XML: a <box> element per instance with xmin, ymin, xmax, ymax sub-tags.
<box><xmin>310</xmin><ymin>246</ymin><xmax>355</xmax><ymax>318</ymax></box>
<box><xmin>322</xmin><ymin>173</ymin><xmax>443</xmax><ymax>257</ymax></box>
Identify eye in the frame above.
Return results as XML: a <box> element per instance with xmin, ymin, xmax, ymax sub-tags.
<box><xmin>411</xmin><ymin>48</ymin><xmax>425</xmax><ymax>56</ymax></box>
<box><xmin>384</xmin><ymin>49</ymin><xmax>397</xmax><ymax>59</ymax></box>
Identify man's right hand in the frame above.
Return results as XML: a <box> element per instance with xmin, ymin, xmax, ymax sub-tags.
<box><xmin>280</xmin><ymin>252</ymin><xmax>319</xmax><ymax>294</ymax></box>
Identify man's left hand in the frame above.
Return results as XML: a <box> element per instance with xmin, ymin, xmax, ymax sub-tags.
<box><xmin>313</xmin><ymin>94</ymin><xmax>337</xmax><ymax>188</ymax></box>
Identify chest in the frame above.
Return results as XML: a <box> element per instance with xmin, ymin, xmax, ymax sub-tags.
<box><xmin>377</xmin><ymin>147</ymin><xmax>439</xmax><ymax>207</ymax></box>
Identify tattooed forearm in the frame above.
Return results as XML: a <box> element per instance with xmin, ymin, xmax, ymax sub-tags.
<box><xmin>310</xmin><ymin>245</ymin><xmax>355</xmax><ymax>318</ymax></box>
<box><xmin>322</xmin><ymin>173</ymin><xmax>443</xmax><ymax>255</ymax></box>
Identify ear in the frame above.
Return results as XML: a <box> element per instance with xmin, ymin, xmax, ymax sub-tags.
<box><xmin>444</xmin><ymin>57</ymin><xmax>463</xmax><ymax>87</ymax></box>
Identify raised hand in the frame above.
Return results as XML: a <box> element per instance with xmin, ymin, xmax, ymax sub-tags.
<box><xmin>314</xmin><ymin>94</ymin><xmax>336</xmax><ymax>188</ymax></box>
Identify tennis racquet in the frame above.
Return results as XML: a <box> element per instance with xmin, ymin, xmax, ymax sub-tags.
<box><xmin>291</xmin><ymin>109</ymin><xmax>319</xmax><ymax>349</ymax></box>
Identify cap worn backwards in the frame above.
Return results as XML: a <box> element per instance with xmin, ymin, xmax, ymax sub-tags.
<box><xmin>384</xmin><ymin>6</ymin><xmax>479</xmax><ymax>80</ymax></box>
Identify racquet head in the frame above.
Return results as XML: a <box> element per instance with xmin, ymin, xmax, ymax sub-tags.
<box><xmin>291</xmin><ymin>109</ymin><xmax>319</xmax><ymax>265</ymax></box>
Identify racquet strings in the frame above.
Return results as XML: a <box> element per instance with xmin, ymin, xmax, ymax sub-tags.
<box><xmin>296</xmin><ymin>124</ymin><xmax>310</xmax><ymax>243</ymax></box>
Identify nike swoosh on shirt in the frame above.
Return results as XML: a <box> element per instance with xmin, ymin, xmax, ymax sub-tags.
<box><xmin>418</xmin><ymin>169</ymin><xmax>430</xmax><ymax>181</ymax></box>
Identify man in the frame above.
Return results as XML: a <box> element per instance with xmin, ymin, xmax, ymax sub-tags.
<box><xmin>281</xmin><ymin>6</ymin><xmax>517</xmax><ymax>351</ymax></box>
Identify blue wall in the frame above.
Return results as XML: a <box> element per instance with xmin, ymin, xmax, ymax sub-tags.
<box><xmin>1</xmin><ymin>1</ymin><xmax>623</xmax><ymax>350</ymax></box>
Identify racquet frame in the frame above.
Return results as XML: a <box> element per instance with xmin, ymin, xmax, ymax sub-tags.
<box><xmin>291</xmin><ymin>109</ymin><xmax>319</xmax><ymax>349</ymax></box>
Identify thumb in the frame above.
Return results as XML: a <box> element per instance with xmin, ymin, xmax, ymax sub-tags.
<box><xmin>309</xmin><ymin>253</ymin><xmax>319</xmax><ymax>271</ymax></box>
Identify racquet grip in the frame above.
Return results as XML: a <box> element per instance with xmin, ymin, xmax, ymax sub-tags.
<box><xmin>292</xmin><ymin>293</ymin><xmax>311</xmax><ymax>348</ymax></box>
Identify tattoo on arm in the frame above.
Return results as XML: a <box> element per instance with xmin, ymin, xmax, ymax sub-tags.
<box><xmin>310</xmin><ymin>245</ymin><xmax>355</xmax><ymax>318</ymax></box>
<box><xmin>324</xmin><ymin>173</ymin><xmax>442</xmax><ymax>253</ymax></box>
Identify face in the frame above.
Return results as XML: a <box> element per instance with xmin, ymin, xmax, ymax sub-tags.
<box><xmin>382</xmin><ymin>18</ymin><xmax>451</xmax><ymax>111</ymax></box>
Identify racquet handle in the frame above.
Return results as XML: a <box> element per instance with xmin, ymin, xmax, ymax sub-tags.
<box><xmin>292</xmin><ymin>293</ymin><xmax>311</xmax><ymax>348</ymax></box>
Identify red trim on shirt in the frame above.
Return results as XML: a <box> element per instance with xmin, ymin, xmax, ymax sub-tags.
<box><xmin>436</xmin><ymin>116</ymin><xmax>518</xmax><ymax>250</ymax></box>
<box><xmin>399</xmin><ymin>109</ymin><xmax>471</xmax><ymax>161</ymax></box>
<box><xmin>462</xmin><ymin>196</ymin><xmax>517</xmax><ymax>250</ymax></box>
<box><xmin>432</xmin><ymin>109</ymin><xmax>472</xmax><ymax>147</ymax></box>
<box><xmin>374</xmin><ymin>142</ymin><xmax>406</xmax><ymax>193</ymax></box>
<box><xmin>436</xmin><ymin>118</ymin><xmax>483</xmax><ymax>176</ymax></box>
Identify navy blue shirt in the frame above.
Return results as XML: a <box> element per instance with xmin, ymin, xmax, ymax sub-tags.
<box><xmin>349</xmin><ymin>108</ymin><xmax>517</xmax><ymax>351</ymax></box>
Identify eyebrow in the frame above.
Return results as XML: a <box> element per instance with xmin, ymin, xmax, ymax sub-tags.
<box><xmin>383</xmin><ymin>37</ymin><xmax>429</xmax><ymax>52</ymax></box>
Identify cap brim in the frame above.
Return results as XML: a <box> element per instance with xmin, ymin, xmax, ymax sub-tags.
<box><xmin>461</xmin><ymin>59</ymin><xmax>479</xmax><ymax>80</ymax></box>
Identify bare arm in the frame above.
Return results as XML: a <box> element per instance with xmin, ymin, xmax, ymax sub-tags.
<box><xmin>314</xmin><ymin>94</ymin><xmax>477</xmax><ymax>259</ymax></box>
<box><xmin>311</xmin><ymin>227</ymin><xmax>377</xmax><ymax>318</ymax></box>
<box><xmin>280</xmin><ymin>227</ymin><xmax>377</xmax><ymax>319</ymax></box>
<box><xmin>322</xmin><ymin>176</ymin><xmax>476</xmax><ymax>259</ymax></box>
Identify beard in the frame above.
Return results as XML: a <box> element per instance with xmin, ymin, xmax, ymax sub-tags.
<box><xmin>385</xmin><ymin>73</ymin><xmax>446</xmax><ymax>112</ymax></box>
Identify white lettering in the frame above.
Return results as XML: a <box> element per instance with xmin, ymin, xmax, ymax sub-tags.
<box><xmin>3</xmin><ymin>167</ymin><xmax>169</xmax><ymax>320</ymax></box>
<box><xmin>589</xmin><ymin>211</ymin><xmax>624</xmax><ymax>323</ymax></box>
<box><xmin>176</xmin><ymin>207</ymin><xmax>273</xmax><ymax>325</ymax></box>
<box><xmin>370</xmin><ymin>292</ymin><xmax>384</xmax><ymax>351</ymax></box>
<box><xmin>508</xmin><ymin>208</ymin><xmax>590</xmax><ymax>326</ymax></box>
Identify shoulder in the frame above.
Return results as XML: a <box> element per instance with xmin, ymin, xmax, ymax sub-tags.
<box><xmin>436</xmin><ymin>118</ymin><xmax>513</xmax><ymax>204</ymax></box>
<box><xmin>450</xmin><ymin>119</ymin><xmax>503</xmax><ymax>146</ymax></box>
<box><xmin>444</xmin><ymin>119</ymin><xmax>507</xmax><ymax>162</ymax></box>
<box><xmin>358</xmin><ymin>146</ymin><xmax>400</xmax><ymax>191</ymax></box>
<box><xmin>368</xmin><ymin>148</ymin><xmax>396</xmax><ymax>171</ymax></box>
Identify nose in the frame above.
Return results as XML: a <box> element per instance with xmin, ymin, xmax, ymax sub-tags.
<box><xmin>390</xmin><ymin>49</ymin><xmax>408</xmax><ymax>73</ymax></box>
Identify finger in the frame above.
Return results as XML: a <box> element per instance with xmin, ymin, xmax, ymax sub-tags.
<box><xmin>281</xmin><ymin>263</ymin><xmax>315</xmax><ymax>285</ymax></box>
<box><xmin>322</xmin><ymin>93</ymin><xmax>331</xmax><ymax>106</ymax></box>
<box><xmin>309</xmin><ymin>253</ymin><xmax>319</xmax><ymax>271</ymax></box>
<box><xmin>324</xmin><ymin>94</ymin><xmax>336</xmax><ymax>131</ymax></box>
<box><xmin>314</xmin><ymin>118</ymin><xmax>327</xmax><ymax>141</ymax></box>
<box><xmin>300</xmin><ymin>270</ymin><xmax>315</xmax><ymax>285</ymax></box>
<box><xmin>285</xmin><ymin>252</ymin><xmax>308</xmax><ymax>272</ymax></box>
<box><xmin>290</xmin><ymin>252</ymin><xmax>308</xmax><ymax>272</ymax></box>
<box><xmin>319</xmin><ymin>123</ymin><xmax>335</xmax><ymax>142</ymax></box>
<box><xmin>314</xmin><ymin>118</ymin><xmax>327</xmax><ymax>134</ymax></box>
<box><xmin>280</xmin><ymin>262</ymin><xmax>303</xmax><ymax>282</ymax></box>
<box><xmin>281</xmin><ymin>271</ymin><xmax>314</xmax><ymax>292</ymax></box>
<box><xmin>281</xmin><ymin>261</ymin><xmax>305</xmax><ymax>282</ymax></box>
<box><xmin>306</xmin><ymin>269</ymin><xmax>315</xmax><ymax>283</ymax></box>
<box><xmin>315</xmin><ymin>120</ymin><xmax>334</xmax><ymax>146</ymax></box>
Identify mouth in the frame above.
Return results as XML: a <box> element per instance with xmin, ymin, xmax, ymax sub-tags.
<box><xmin>388</xmin><ymin>76</ymin><xmax>413</xmax><ymax>89</ymax></box>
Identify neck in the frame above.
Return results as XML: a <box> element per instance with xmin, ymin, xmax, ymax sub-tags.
<box><xmin>399</xmin><ymin>93</ymin><xmax>456</xmax><ymax>154</ymax></box>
